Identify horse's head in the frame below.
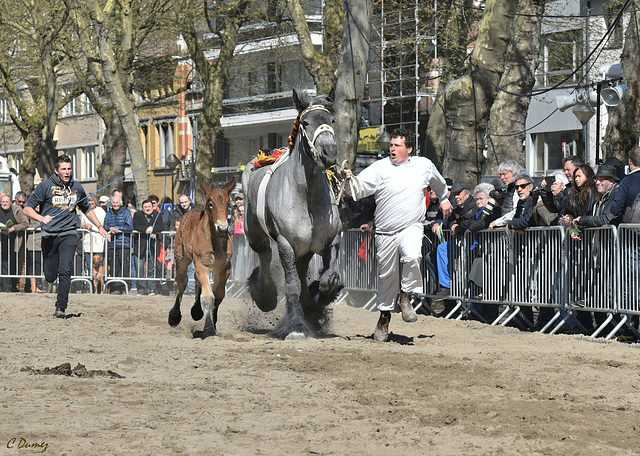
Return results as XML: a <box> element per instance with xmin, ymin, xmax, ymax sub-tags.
<box><xmin>200</xmin><ymin>178</ymin><xmax>235</xmax><ymax>236</ymax></box>
<box><xmin>293</xmin><ymin>89</ymin><xmax>337</xmax><ymax>170</ymax></box>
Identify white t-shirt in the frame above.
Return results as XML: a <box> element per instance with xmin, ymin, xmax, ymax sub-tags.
<box><xmin>357</xmin><ymin>156</ymin><xmax>448</xmax><ymax>235</ymax></box>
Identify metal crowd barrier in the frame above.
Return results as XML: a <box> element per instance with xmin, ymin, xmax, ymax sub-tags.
<box><xmin>337</xmin><ymin>229</ymin><xmax>378</xmax><ymax>309</ymax></box>
<box><xmin>0</xmin><ymin>227</ymin><xmax>39</xmax><ymax>292</ymax></box>
<box><xmin>101</xmin><ymin>231</ymin><xmax>176</xmax><ymax>295</ymax></box>
<box><xmin>2</xmin><ymin>222</ymin><xmax>640</xmax><ymax>341</ymax></box>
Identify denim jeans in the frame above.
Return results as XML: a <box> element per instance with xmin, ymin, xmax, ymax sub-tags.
<box><xmin>43</xmin><ymin>233</ymin><xmax>78</xmax><ymax>310</ymax></box>
<box><xmin>187</xmin><ymin>262</ymin><xmax>195</xmax><ymax>293</ymax></box>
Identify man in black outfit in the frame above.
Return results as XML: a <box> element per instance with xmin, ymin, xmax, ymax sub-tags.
<box><xmin>133</xmin><ymin>199</ymin><xmax>164</xmax><ymax>295</ymax></box>
<box><xmin>24</xmin><ymin>155</ymin><xmax>108</xmax><ymax>318</ymax></box>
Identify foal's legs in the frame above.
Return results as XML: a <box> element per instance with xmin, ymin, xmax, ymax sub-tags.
<box><xmin>168</xmin><ymin>255</ymin><xmax>191</xmax><ymax>327</ymax></box>
<box><xmin>194</xmin><ymin>261</ymin><xmax>217</xmax><ymax>339</ymax></box>
<box><xmin>206</xmin><ymin>263</ymin><xmax>232</xmax><ymax>338</ymax></box>
<box><xmin>190</xmin><ymin>275</ymin><xmax>203</xmax><ymax>321</ymax></box>
<box><xmin>272</xmin><ymin>235</ymin><xmax>312</xmax><ymax>339</ymax></box>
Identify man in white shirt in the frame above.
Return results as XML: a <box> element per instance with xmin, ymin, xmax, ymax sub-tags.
<box><xmin>344</xmin><ymin>128</ymin><xmax>451</xmax><ymax>341</ymax></box>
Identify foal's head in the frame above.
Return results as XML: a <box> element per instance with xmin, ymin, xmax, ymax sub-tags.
<box><xmin>293</xmin><ymin>89</ymin><xmax>337</xmax><ymax>170</ymax></box>
<box><xmin>200</xmin><ymin>178</ymin><xmax>235</xmax><ymax>236</ymax></box>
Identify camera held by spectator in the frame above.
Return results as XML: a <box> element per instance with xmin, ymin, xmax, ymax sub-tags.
<box><xmin>481</xmin><ymin>197</ymin><xmax>499</xmax><ymax>217</ymax></box>
<box><xmin>489</xmin><ymin>178</ymin><xmax>506</xmax><ymax>204</ymax></box>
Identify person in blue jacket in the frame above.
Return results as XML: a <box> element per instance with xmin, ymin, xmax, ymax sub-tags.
<box><xmin>24</xmin><ymin>155</ymin><xmax>109</xmax><ymax>318</ymax></box>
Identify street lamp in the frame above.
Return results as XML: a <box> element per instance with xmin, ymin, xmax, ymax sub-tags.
<box><xmin>165</xmin><ymin>153</ymin><xmax>180</xmax><ymax>211</ymax></box>
<box><xmin>377</xmin><ymin>130</ymin><xmax>391</xmax><ymax>153</ymax></box>
<box><xmin>555</xmin><ymin>63</ymin><xmax>626</xmax><ymax>164</ymax></box>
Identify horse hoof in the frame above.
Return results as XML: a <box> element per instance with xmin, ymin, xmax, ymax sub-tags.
<box><xmin>191</xmin><ymin>304</ymin><xmax>204</xmax><ymax>321</ymax></box>
<box><xmin>201</xmin><ymin>329</ymin><xmax>216</xmax><ymax>339</ymax></box>
<box><xmin>168</xmin><ymin>310</ymin><xmax>182</xmax><ymax>327</ymax></box>
<box><xmin>284</xmin><ymin>331</ymin><xmax>307</xmax><ymax>341</ymax></box>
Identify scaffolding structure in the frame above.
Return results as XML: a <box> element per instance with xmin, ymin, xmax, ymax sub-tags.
<box><xmin>363</xmin><ymin>0</ymin><xmax>438</xmax><ymax>150</ymax></box>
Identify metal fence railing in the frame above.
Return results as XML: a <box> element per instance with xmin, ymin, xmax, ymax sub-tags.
<box><xmin>2</xmin><ymin>224</ymin><xmax>640</xmax><ymax>340</ymax></box>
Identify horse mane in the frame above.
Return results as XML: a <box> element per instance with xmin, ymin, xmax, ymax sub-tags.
<box><xmin>307</xmin><ymin>94</ymin><xmax>334</xmax><ymax>112</ymax></box>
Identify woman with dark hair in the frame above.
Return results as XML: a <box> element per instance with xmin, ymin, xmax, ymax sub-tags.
<box><xmin>563</xmin><ymin>164</ymin><xmax>598</xmax><ymax>223</ymax></box>
<box><xmin>561</xmin><ymin>163</ymin><xmax>598</xmax><ymax>334</ymax></box>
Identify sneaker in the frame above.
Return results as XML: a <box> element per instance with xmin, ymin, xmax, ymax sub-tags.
<box><xmin>54</xmin><ymin>308</ymin><xmax>65</xmax><ymax>318</ymax></box>
<box><xmin>432</xmin><ymin>287</ymin><xmax>451</xmax><ymax>302</ymax></box>
<box><xmin>147</xmin><ymin>292</ymin><xmax>155</xmax><ymax>296</ymax></box>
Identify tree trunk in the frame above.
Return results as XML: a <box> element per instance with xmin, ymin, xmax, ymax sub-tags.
<box><xmin>97</xmin><ymin>115</ymin><xmax>128</xmax><ymax>194</ymax></box>
<box><xmin>334</xmin><ymin>0</ymin><xmax>372</xmax><ymax>167</ymax></box>
<box><xmin>602</xmin><ymin>10</ymin><xmax>640</xmax><ymax>162</ymax></box>
<box><xmin>85</xmin><ymin>0</ymin><xmax>149</xmax><ymax>205</ymax></box>
<box><xmin>484</xmin><ymin>0</ymin><xmax>545</xmax><ymax>175</ymax></box>
<box><xmin>429</xmin><ymin>0</ymin><xmax>517</xmax><ymax>185</ymax></box>
<box><xmin>425</xmin><ymin>89</ymin><xmax>447</xmax><ymax>167</ymax></box>
<box><xmin>19</xmin><ymin>125</ymin><xmax>45</xmax><ymax>195</ymax></box>
<box><xmin>173</xmin><ymin>0</ymin><xmax>249</xmax><ymax>193</ymax></box>
<box><xmin>285</xmin><ymin>0</ymin><xmax>343</xmax><ymax>94</ymax></box>
<box><xmin>196</xmin><ymin>77</ymin><xmax>224</xmax><ymax>184</ymax></box>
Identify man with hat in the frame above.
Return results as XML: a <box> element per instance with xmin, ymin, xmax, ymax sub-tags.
<box><xmin>431</xmin><ymin>181</ymin><xmax>477</xmax><ymax>302</ymax></box>
<box><xmin>573</xmin><ymin>164</ymin><xmax>622</xmax><ymax>228</ymax></box>
<box><xmin>572</xmin><ymin>163</ymin><xmax>624</xmax><ymax>334</ymax></box>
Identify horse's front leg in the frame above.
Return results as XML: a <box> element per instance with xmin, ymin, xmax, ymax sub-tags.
<box><xmin>168</xmin><ymin>255</ymin><xmax>190</xmax><ymax>327</ymax></box>
<box><xmin>194</xmin><ymin>261</ymin><xmax>216</xmax><ymax>339</ymax></box>
<box><xmin>272</xmin><ymin>235</ymin><xmax>312</xmax><ymax>340</ymax></box>
<box><xmin>208</xmin><ymin>263</ymin><xmax>232</xmax><ymax>337</ymax></box>
<box><xmin>317</xmin><ymin>233</ymin><xmax>343</xmax><ymax>305</ymax></box>
<box><xmin>191</xmin><ymin>275</ymin><xmax>203</xmax><ymax>321</ymax></box>
<box><xmin>247</xmin><ymin>239</ymin><xmax>278</xmax><ymax>312</ymax></box>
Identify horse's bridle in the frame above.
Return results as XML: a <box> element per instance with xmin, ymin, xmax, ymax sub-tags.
<box><xmin>298</xmin><ymin>105</ymin><xmax>335</xmax><ymax>164</ymax></box>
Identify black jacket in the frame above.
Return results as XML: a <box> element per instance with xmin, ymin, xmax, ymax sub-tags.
<box><xmin>26</xmin><ymin>173</ymin><xmax>91</xmax><ymax>237</ymax></box>
<box><xmin>448</xmin><ymin>196</ymin><xmax>477</xmax><ymax>237</ymax></box>
<box><xmin>468</xmin><ymin>199</ymin><xmax>501</xmax><ymax>233</ymax></box>
<box><xmin>508</xmin><ymin>197</ymin><xmax>536</xmax><ymax>231</ymax></box>
<box><xmin>578</xmin><ymin>184</ymin><xmax>623</xmax><ymax>227</ymax></box>
<box><xmin>133</xmin><ymin>210</ymin><xmax>164</xmax><ymax>255</ymax></box>
<box><xmin>608</xmin><ymin>169</ymin><xmax>640</xmax><ymax>222</ymax></box>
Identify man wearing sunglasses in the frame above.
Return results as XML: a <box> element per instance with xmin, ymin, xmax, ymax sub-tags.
<box><xmin>506</xmin><ymin>174</ymin><xmax>537</xmax><ymax>235</ymax></box>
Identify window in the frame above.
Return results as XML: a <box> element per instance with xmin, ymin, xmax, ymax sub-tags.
<box><xmin>61</xmin><ymin>85</ymin><xmax>77</xmax><ymax>118</ymax></box>
<box><xmin>155</xmin><ymin>121</ymin><xmax>175</xmax><ymax>167</ymax></box>
<box><xmin>532</xmin><ymin>130</ymin><xmax>583</xmax><ymax>174</ymax></box>
<box><xmin>84</xmin><ymin>146</ymin><xmax>97</xmax><ymax>180</ymax></box>
<box><xmin>0</xmin><ymin>97</ymin><xmax>7</xmax><ymax>124</ymax></box>
<box><xmin>280</xmin><ymin>60</ymin><xmax>314</xmax><ymax>91</ymax></box>
<box><xmin>62</xmin><ymin>146</ymin><xmax>97</xmax><ymax>181</ymax></box>
<box><xmin>67</xmin><ymin>149</ymin><xmax>79</xmax><ymax>177</ymax></box>
<box><xmin>536</xmin><ymin>30</ymin><xmax>583</xmax><ymax>87</ymax></box>
<box><xmin>60</xmin><ymin>85</ymin><xmax>94</xmax><ymax>117</ymax></box>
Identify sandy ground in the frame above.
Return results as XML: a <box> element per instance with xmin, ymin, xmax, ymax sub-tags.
<box><xmin>1</xmin><ymin>291</ymin><xmax>640</xmax><ymax>456</ymax></box>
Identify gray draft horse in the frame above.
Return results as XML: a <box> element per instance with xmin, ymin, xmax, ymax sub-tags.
<box><xmin>242</xmin><ymin>89</ymin><xmax>342</xmax><ymax>339</ymax></box>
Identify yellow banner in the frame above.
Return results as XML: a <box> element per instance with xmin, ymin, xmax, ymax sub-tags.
<box><xmin>357</xmin><ymin>127</ymin><xmax>383</xmax><ymax>152</ymax></box>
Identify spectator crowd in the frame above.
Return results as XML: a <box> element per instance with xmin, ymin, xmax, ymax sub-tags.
<box><xmin>1</xmin><ymin>146</ymin><xmax>639</xmax><ymax>338</ymax></box>
<box><xmin>0</xmin><ymin>183</ymin><xmax>253</xmax><ymax>297</ymax></box>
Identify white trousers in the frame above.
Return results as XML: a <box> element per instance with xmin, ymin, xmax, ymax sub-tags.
<box><xmin>374</xmin><ymin>223</ymin><xmax>424</xmax><ymax>311</ymax></box>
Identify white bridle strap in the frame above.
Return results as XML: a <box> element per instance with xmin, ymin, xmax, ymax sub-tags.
<box><xmin>256</xmin><ymin>152</ymin><xmax>290</xmax><ymax>240</ymax></box>
<box><xmin>299</xmin><ymin>123</ymin><xmax>335</xmax><ymax>163</ymax></box>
